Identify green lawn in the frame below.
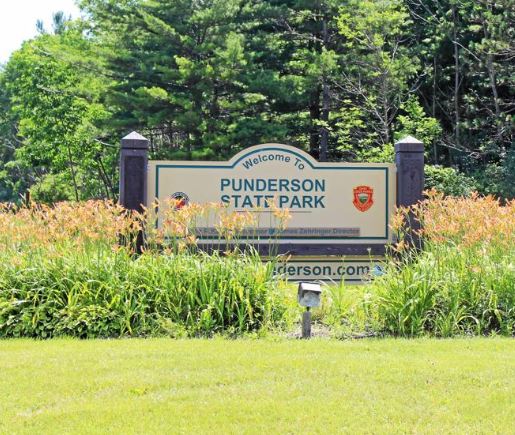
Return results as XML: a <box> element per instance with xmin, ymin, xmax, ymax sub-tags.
<box><xmin>1</xmin><ymin>338</ymin><xmax>514</xmax><ymax>434</ymax></box>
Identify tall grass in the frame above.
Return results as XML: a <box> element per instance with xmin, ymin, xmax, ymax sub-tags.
<box><xmin>1</xmin><ymin>194</ymin><xmax>513</xmax><ymax>338</ymax></box>
<box><xmin>0</xmin><ymin>201</ymin><xmax>288</xmax><ymax>338</ymax></box>
<box><xmin>371</xmin><ymin>191</ymin><xmax>515</xmax><ymax>337</ymax></box>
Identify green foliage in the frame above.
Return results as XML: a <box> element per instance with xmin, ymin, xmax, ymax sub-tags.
<box><xmin>0</xmin><ymin>21</ymin><xmax>117</xmax><ymax>202</ymax></box>
<box><xmin>0</xmin><ymin>249</ymin><xmax>286</xmax><ymax>338</ymax></box>
<box><xmin>1</xmin><ymin>0</ymin><xmax>513</xmax><ymax>199</ymax></box>
<box><xmin>318</xmin><ymin>282</ymin><xmax>380</xmax><ymax>337</ymax></box>
<box><xmin>0</xmin><ymin>195</ymin><xmax>513</xmax><ymax>339</ymax></box>
<box><xmin>424</xmin><ymin>165</ymin><xmax>477</xmax><ymax>196</ymax></box>
<box><xmin>79</xmin><ymin>0</ymin><xmax>285</xmax><ymax>160</ymax></box>
<box><xmin>396</xmin><ymin>95</ymin><xmax>442</xmax><ymax>150</ymax></box>
<box><xmin>0</xmin><ymin>200</ymin><xmax>288</xmax><ymax>338</ymax></box>
<box><xmin>471</xmin><ymin>151</ymin><xmax>515</xmax><ymax>199</ymax></box>
<box><xmin>406</xmin><ymin>0</ymin><xmax>513</xmax><ymax>192</ymax></box>
<box><xmin>336</xmin><ymin>0</ymin><xmax>418</xmax><ymax>149</ymax></box>
<box><xmin>367</xmin><ymin>194</ymin><xmax>515</xmax><ymax>337</ymax></box>
<box><xmin>373</xmin><ymin>244</ymin><xmax>514</xmax><ymax>337</ymax></box>
<box><xmin>30</xmin><ymin>173</ymin><xmax>76</xmax><ymax>203</ymax></box>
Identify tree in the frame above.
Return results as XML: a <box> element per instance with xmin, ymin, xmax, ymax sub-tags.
<box><xmin>80</xmin><ymin>0</ymin><xmax>288</xmax><ymax>159</ymax></box>
<box><xmin>335</xmin><ymin>0</ymin><xmax>419</xmax><ymax>162</ymax></box>
<box><xmin>1</xmin><ymin>0</ymin><xmax>512</xmax><ymax>201</ymax></box>
<box><xmin>259</xmin><ymin>0</ymin><xmax>341</xmax><ymax>160</ymax></box>
<box><xmin>405</xmin><ymin>0</ymin><xmax>514</xmax><ymax>196</ymax></box>
<box><xmin>0</xmin><ymin>21</ymin><xmax>115</xmax><ymax>202</ymax></box>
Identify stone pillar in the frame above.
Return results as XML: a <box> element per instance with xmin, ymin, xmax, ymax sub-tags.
<box><xmin>395</xmin><ymin>136</ymin><xmax>424</xmax><ymax>248</ymax></box>
<box><xmin>120</xmin><ymin>131</ymin><xmax>149</xmax><ymax>211</ymax></box>
<box><xmin>119</xmin><ymin>131</ymin><xmax>149</xmax><ymax>252</ymax></box>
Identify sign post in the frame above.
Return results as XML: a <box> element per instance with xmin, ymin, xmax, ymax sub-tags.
<box><xmin>119</xmin><ymin>132</ymin><xmax>425</xmax><ymax>282</ymax></box>
<box><xmin>119</xmin><ymin>131</ymin><xmax>149</xmax><ymax>253</ymax></box>
<box><xmin>395</xmin><ymin>136</ymin><xmax>425</xmax><ymax>249</ymax></box>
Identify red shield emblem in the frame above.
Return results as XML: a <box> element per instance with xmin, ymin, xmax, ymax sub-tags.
<box><xmin>171</xmin><ymin>192</ymin><xmax>189</xmax><ymax>210</ymax></box>
<box><xmin>353</xmin><ymin>186</ymin><xmax>374</xmax><ymax>212</ymax></box>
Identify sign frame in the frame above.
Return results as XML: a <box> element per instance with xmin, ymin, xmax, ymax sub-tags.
<box><xmin>146</xmin><ymin>144</ymin><xmax>397</xmax><ymax>256</ymax></box>
<box><xmin>119</xmin><ymin>133</ymin><xmax>425</xmax><ymax>259</ymax></box>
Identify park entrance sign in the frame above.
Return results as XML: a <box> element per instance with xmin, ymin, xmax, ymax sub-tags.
<box><xmin>147</xmin><ymin>144</ymin><xmax>395</xmax><ymax>246</ymax></box>
<box><xmin>119</xmin><ymin>132</ymin><xmax>425</xmax><ymax>282</ymax></box>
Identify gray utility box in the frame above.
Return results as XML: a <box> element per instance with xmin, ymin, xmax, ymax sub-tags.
<box><xmin>297</xmin><ymin>282</ymin><xmax>322</xmax><ymax>308</ymax></box>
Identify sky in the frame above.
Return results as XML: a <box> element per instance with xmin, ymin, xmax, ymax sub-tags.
<box><xmin>0</xmin><ymin>0</ymin><xmax>80</xmax><ymax>63</ymax></box>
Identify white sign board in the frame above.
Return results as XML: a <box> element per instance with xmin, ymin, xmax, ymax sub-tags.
<box><xmin>148</xmin><ymin>144</ymin><xmax>396</xmax><ymax>245</ymax></box>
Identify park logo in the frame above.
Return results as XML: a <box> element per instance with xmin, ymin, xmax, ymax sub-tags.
<box><xmin>353</xmin><ymin>185</ymin><xmax>374</xmax><ymax>212</ymax></box>
<box><xmin>170</xmin><ymin>192</ymin><xmax>189</xmax><ymax>210</ymax></box>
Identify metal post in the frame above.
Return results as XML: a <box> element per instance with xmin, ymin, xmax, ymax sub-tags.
<box><xmin>119</xmin><ymin>131</ymin><xmax>149</xmax><ymax>253</ymax></box>
<box><xmin>394</xmin><ymin>136</ymin><xmax>424</xmax><ymax>248</ymax></box>
<box><xmin>302</xmin><ymin>308</ymin><xmax>312</xmax><ymax>339</ymax></box>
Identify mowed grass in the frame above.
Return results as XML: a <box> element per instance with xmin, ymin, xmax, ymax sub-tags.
<box><xmin>1</xmin><ymin>339</ymin><xmax>514</xmax><ymax>434</ymax></box>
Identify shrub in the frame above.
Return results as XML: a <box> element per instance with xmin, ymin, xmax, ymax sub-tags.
<box><xmin>0</xmin><ymin>201</ymin><xmax>287</xmax><ymax>338</ymax></box>
<box><xmin>0</xmin><ymin>249</ymin><xmax>285</xmax><ymax>338</ymax></box>
<box><xmin>424</xmin><ymin>165</ymin><xmax>477</xmax><ymax>197</ymax></box>
<box><xmin>30</xmin><ymin>173</ymin><xmax>77</xmax><ymax>203</ymax></box>
<box><xmin>372</xmin><ymin>191</ymin><xmax>515</xmax><ymax>336</ymax></box>
<box><xmin>471</xmin><ymin>153</ymin><xmax>515</xmax><ymax>200</ymax></box>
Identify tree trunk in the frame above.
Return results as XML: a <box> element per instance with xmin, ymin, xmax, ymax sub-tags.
<box><xmin>380</xmin><ymin>75</ymin><xmax>391</xmax><ymax>145</ymax></box>
<box><xmin>97</xmin><ymin>154</ymin><xmax>115</xmax><ymax>199</ymax></box>
<box><xmin>309</xmin><ymin>87</ymin><xmax>321</xmax><ymax>158</ymax></box>
<box><xmin>320</xmin><ymin>80</ymin><xmax>329</xmax><ymax>161</ymax></box>
<box><xmin>433</xmin><ymin>56</ymin><xmax>438</xmax><ymax>163</ymax></box>
<box><xmin>452</xmin><ymin>4</ymin><xmax>460</xmax><ymax>152</ymax></box>
<box><xmin>66</xmin><ymin>142</ymin><xmax>80</xmax><ymax>201</ymax></box>
<box><xmin>482</xmin><ymin>14</ymin><xmax>502</xmax><ymax>140</ymax></box>
<box><xmin>319</xmin><ymin>14</ymin><xmax>329</xmax><ymax>162</ymax></box>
